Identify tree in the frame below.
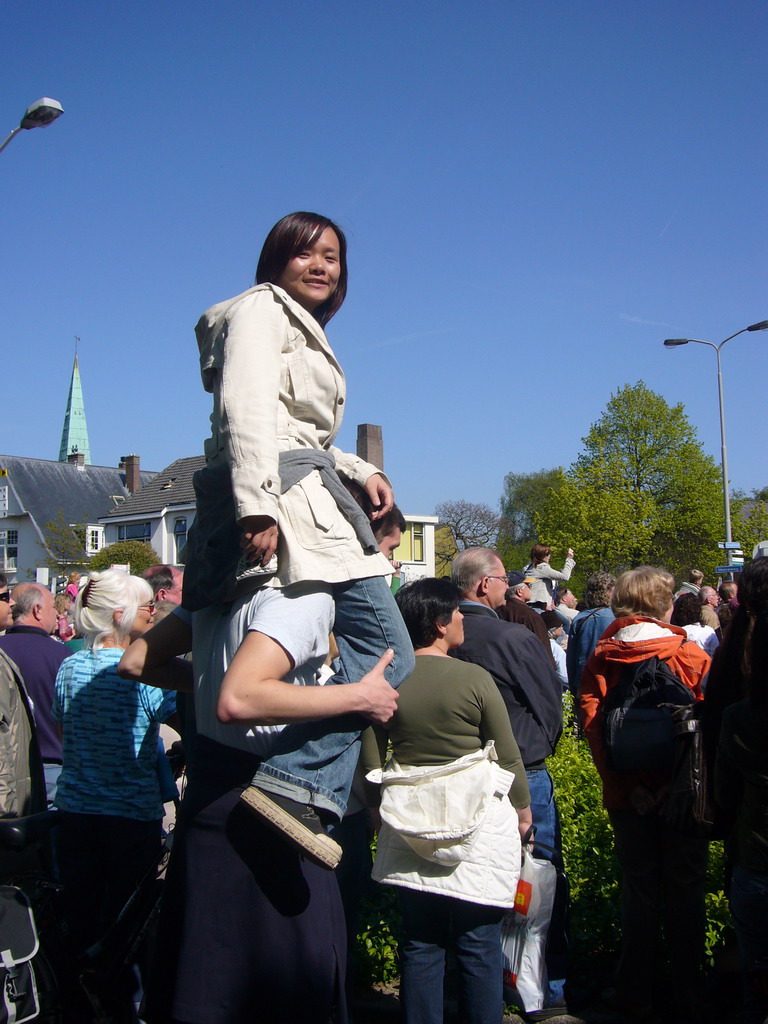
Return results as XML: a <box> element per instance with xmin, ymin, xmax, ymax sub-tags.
<box><xmin>434</xmin><ymin>500</ymin><xmax>501</xmax><ymax>574</ymax></box>
<box><xmin>498</xmin><ymin>468</ymin><xmax>567</xmax><ymax>569</ymax></box>
<box><xmin>536</xmin><ymin>382</ymin><xmax>724</xmax><ymax>586</ymax></box>
<box><xmin>41</xmin><ymin>509</ymin><xmax>88</xmax><ymax>576</ymax></box>
<box><xmin>88</xmin><ymin>541</ymin><xmax>161</xmax><ymax>576</ymax></box>
<box><xmin>732</xmin><ymin>497</ymin><xmax>768</xmax><ymax>560</ymax></box>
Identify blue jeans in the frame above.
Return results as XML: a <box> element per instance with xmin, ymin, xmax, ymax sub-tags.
<box><xmin>253</xmin><ymin>575</ymin><xmax>414</xmax><ymax>818</ymax></box>
<box><xmin>730</xmin><ymin>865</ymin><xmax>768</xmax><ymax>1024</ymax></box>
<box><xmin>526</xmin><ymin>767</ymin><xmax>568</xmax><ymax>1009</ymax></box>
<box><xmin>398</xmin><ymin>888</ymin><xmax>504</xmax><ymax>1024</ymax></box>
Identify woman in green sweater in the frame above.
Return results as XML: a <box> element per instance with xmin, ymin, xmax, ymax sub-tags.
<box><xmin>368</xmin><ymin>578</ymin><xmax>531</xmax><ymax>1024</ymax></box>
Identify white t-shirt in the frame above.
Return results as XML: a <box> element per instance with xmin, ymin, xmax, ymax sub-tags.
<box><xmin>184</xmin><ymin>583</ymin><xmax>334</xmax><ymax>756</ymax></box>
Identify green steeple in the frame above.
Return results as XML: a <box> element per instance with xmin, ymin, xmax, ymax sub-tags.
<box><xmin>58</xmin><ymin>352</ymin><xmax>91</xmax><ymax>464</ymax></box>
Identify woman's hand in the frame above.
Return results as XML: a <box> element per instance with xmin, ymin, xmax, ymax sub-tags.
<box><xmin>567</xmin><ymin>548</ymin><xmax>575</xmax><ymax>559</ymax></box>
<box><xmin>364</xmin><ymin>474</ymin><xmax>394</xmax><ymax>520</ymax></box>
<box><xmin>239</xmin><ymin>515</ymin><xmax>278</xmax><ymax>566</ymax></box>
<box><xmin>517</xmin><ymin>805</ymin><xmax>534</xmax><ymax>847</ymax></box>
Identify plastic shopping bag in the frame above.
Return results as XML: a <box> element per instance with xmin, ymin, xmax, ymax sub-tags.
<box><xmin>501</xmin><ymin>846</ymin><xmax>557</xmax><ymax>1014</ymax></box>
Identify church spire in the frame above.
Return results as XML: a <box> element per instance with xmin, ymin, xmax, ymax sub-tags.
<box><xmin>58</xmin><ymin>346</ymin><xmax>91</xmax><ymax>464</ymax></box>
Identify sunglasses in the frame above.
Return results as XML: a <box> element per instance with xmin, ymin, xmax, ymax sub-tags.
<box><xmin>0</xmin><ymin>592</ymin><xmax>9</xmax><ymax>604</ymax></box>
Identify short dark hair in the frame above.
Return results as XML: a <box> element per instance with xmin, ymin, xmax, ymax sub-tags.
<box><xmin>256</xmin><ymin>212</ymin><xmax>348</xmax><ymax>327</ymax></box>
<box><xmin>373</xmin><ymin>505</ymin><xmax>406</xmax><ymax>541</ymax></box>
<box><xmin>0</xmin><ymin>573</ymin><xmax>6</xmax><ymax>590</ymax></box>
<box><xmin>671</xmin><ymin>592</ymin><xmax>701</xmax><ymax>627</ymax></box>
<box><xmin>342</xmin><ymin>480</ymin><xmax>405</xmax><ymax>541</ymax></box>
<box><xmin>141</xmin><ymin>565</ymin><xmax>176</xmax><ymax>596</ymax></box>
<box><xmin>395</xmin><ymin>577</ymin><xmax>461</xmax><ymax>650</ymax></box>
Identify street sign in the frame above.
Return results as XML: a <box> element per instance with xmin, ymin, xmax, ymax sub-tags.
<box><xmin>718</xmin><ymin>541</ymin><xmax>742</xmax><ymax>549</ymax></box>
<box><xmin>716</xmin><ymin>565</ymin><xmax>743</xmax><ymax>574</ymax></box>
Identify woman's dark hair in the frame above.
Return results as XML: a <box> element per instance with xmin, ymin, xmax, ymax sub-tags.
<box><xmin>255</xmin><ymin>211</ymin><xmax>348</xmax><ymax>327</ymax></box>
<box><xmin>749</xmin><ymin>609</ymin><xmax>768</xmax><ymax>707</ymax></box>
<box><xmin>395</xmin><ymin>578</ymin><xmax>461</xmax><ymax>650</ymax></box>
<box><xmin>703</xmin><ymin>558</ymin><xmax>768</xmax><ymax>761</ymax></box>
<box><xmin>671</xmin><ymin>592</ymin><xmax>702</xmax><ymax>628</ymax></box>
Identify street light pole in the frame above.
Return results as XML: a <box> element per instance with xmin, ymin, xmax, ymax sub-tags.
<box><xmin>664</xmin><ymin>320</ymin><xmax>768</xmax><ymax>575</ymax></box>
<box><xmin>0</xmin><ymin>98</ymin><xmax>64</xmax><ymax>155</ymax></box>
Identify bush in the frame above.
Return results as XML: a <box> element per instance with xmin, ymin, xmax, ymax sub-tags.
<box><xmin>88</xmin><ymin>541</ymin><xmax>161</xmax><ymax>576</ymax></box>
<box><xmin>548</xmin><ymin>699</ymin><xmax>621</xmax><ymax>988</ymax></box>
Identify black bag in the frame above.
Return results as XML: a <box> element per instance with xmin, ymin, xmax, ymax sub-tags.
<box><xmin>0</xmin><ymin>885</ymin><xmax>40</xmax><ymax>1024</ymax></box>
<box><xmin>603</xmin><ymin>653</ymin><xmax>696</xmax><ymax>772</ymax></box>
<box><xmin>662</xmin><ymin>702</ymin><xmax>714</xmax><ymax>836</ymax></box>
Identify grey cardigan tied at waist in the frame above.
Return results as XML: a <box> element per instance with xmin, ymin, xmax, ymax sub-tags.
<box><xmin>182</xmin><ymin>449</ymin><xmax>377</xmax><ymax>611</ymax></box>
<box><xmin>278</xmin><ymin>449</ymin><xmax>377</xmax><ymax>554</ymax></box>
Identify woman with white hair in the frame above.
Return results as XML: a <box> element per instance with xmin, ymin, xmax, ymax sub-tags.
<box><xmin>53</xmin><ymin>569</ymin><xmax>177</xmax><ymax>964</ymax></box>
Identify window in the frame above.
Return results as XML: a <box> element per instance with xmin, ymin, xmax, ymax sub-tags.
<box><xmin>395</xmin><ymin>523</ymin><xmax>426</xmax><ymax>564</ymax></box>
<box><xmin>173</xmin><ymin>518</ymin><xmax>187</xmax><ymax>562</ymax></box>
<box><xmin>117</xmin><ymin>522</ymin><xmax>152</xmax><ymax>542</ymax></box>
<box><xmin>2</xmin><ymin>529</ymin><xmax>17</xmax><ymax>571</ymax></box>
<box><xmin>86</xmin><ymin>526</ymin><xmax>104</xmax><ymax>555</ymax></box>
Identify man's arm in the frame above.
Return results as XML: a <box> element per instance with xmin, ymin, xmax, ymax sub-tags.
<box><xmin>118</xmin><ymin>613</ymin><xmax>194</xmax><ymax>692</ymax></box>
<box><xmin>217</xmin><ymin>635</ymin><xmax>398</xmax><ymax>725</ymax></box>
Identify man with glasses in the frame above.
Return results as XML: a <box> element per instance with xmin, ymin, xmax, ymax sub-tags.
<box><xmin>498</xmin><ymin>570</ymin><xmax>556</xmax><ymax>664</ymax></box>
<box><xmin>0</xmin><ymin>583</ymin><xmax>72</xmax><ymax>806</ymax></box>
<box><xmin>0</xmin><ymin>574</ymin><xmax>12</xmax><ymax>632</ymax></box>
<box><xmin>450</xmin><ymin>548</ymin><xmax>576</xmax><ymax>1022</ymax></box>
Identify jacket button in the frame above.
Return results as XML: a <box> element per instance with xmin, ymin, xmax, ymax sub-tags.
<box><xmin>337</xmin><ymin>397</ymin><xmax>344</xmax><ymax>405</ymax></box>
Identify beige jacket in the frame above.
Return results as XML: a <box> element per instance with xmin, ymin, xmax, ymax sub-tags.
<box><xmin>196</xmin><ymin>283</ymin><xmax>391</xmax><ymax>588</ymax></box>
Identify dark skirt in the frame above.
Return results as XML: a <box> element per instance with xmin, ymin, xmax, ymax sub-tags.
<box><xmin>144</xmin><ymin>736</ymin><xmax>348</xmax><ymax>1024</ymax></box>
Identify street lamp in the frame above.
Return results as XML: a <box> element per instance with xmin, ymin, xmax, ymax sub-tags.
<box><xmin>663</xmin><ymin>320</ymin><xmax>768</xmax><ymax>574</ymax></box>
<box><xmin>0</xmin><ymin>98</ymin><xmax>64</xmax><ymax>155</ymax></box>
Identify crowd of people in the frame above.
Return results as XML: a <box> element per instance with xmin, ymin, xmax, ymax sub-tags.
<box><xmin>0</xmin><ymin>209</ymin><xmax>766</xmax><ymax>1024</ymax></box>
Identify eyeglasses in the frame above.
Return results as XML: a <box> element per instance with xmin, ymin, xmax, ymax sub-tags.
<box><xmin>0</xmin><ymin>592</ymin><xmax>9</xmax><ymax>603</ymax></box>
<box><xmin>486</xmin><ymin>576</ymin><xmax>508</xmax><ymax>584</ymax></box>
<box><xmin>139</xmin><ymin>601</ymin><xmax>156</xmax><ymax>613</ymax></box>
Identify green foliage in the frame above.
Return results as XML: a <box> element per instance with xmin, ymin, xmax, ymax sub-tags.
<box><xmin>732</xmin><ymin>497</ymin><xmax>768</xmax><ymax>560</ymax></box>
<box><xmin>41</xmin><ymin>509</ymin><xmax>88</xmax><ymax>575</ymax></box>
<box><xmin>549</xmin><ymin>699</ymin><xmax>621</xmax><ymax>981</ymax></box>
<box><xmin>353</xmin><ymin>881</ymin><xmax>402</xmax><ymax>985</ymax></box>
<box><xmin>499</xmin><ymin>468</ymin><xmax>567</xmax><ymax>548</ymax></box>
<box><xmin>88</xmin><ymin>540</ymin><xmax>160</xmax><ymax>576</ymax></box>
<box><xmin>531</xmin><ymin>382</ymin><xmax>723</xmax><ymax>588</ymax></box>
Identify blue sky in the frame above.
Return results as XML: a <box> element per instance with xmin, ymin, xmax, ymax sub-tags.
<box><xmin>3</xmin><ymin>1</ymin><xmax>767</xmax><ymax>521</ymax></box>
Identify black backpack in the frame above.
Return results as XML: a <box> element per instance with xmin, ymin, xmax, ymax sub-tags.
<box><xmin>602</xmin><ymin>651</ymin><xmax>696</xmax><ymax>772</ymax></box>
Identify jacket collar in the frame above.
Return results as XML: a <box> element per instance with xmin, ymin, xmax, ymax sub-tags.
<box><xmin>5</xmin><ymin>625</ymin><xmax>52</xmax><ymax>639</ymax></box>
<box><xmin>459</xmin><ymin>600</ymin><xmax>499</xmax><ymax>620</ymax></box>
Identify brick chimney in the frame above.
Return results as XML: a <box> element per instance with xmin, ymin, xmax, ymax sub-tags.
<box><xmin>121</xmin><ymin>454</ymin><xmax>141</xmax><ymax>494</ymax></box>
<box><xmin>67</xmin><ymin>452</ymin><xmax>85</xmax><ymax>468</ymax></box>
<box><xmin>356</xmin><ymin>424</ymin><xmax>384</xmax><ymax>471</ymax></box>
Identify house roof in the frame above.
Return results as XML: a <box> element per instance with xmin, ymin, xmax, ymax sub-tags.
<box><xmin>103</xmin><ymin>456</ymin><xmax>206</xmax><ymax>518</ymax></box>
<box><xmin>0</xmin><ymin>454</ymin><xmax>156</xmax><ymax>528</ymax></box>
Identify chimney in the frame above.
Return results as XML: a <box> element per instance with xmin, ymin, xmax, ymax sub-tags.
<box><xmin>121</xmin><ymin>454</ymin><xmax>141</xmax><ymax>494</ymax></box>
<box><xmin>356</xmin><ymin>424</ymin><xmax>384</xmax><ymax>471</ymax></box>
<box><xmin>67</xmin><ymin>452</ymin><xmax>85</xmax><ymax>468</ymax></box>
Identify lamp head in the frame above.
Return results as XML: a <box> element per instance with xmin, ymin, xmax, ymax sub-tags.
<box><xmin>20</xmin><ymin>98</ymin><xmax>64</xmax><ymax>131</ymax></box>
<box><xmin>747</xmin><ymin>321</ymin><xmax>768</xmax><ymax>332</ymax></box>
<box><xmin>663</xmin><ymin>339</ymin><xmax>690</xmax><ymax>347</ymax></box>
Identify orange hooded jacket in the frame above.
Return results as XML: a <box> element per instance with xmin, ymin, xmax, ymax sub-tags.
<box><xmin>580</xmin><ymin>616</ymin><xmax>710</xmax><ymax>810</ymax></box>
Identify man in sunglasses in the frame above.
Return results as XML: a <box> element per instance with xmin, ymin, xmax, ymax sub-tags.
<box><xmin>0</xmin><ymin>583</ymin><xmax>71</xmax><ymax>806</ymax></box>
<box><xmin>0</xmin><ymin>574</ymin><xmax>12</xmax><ymax>632</ymax></box>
